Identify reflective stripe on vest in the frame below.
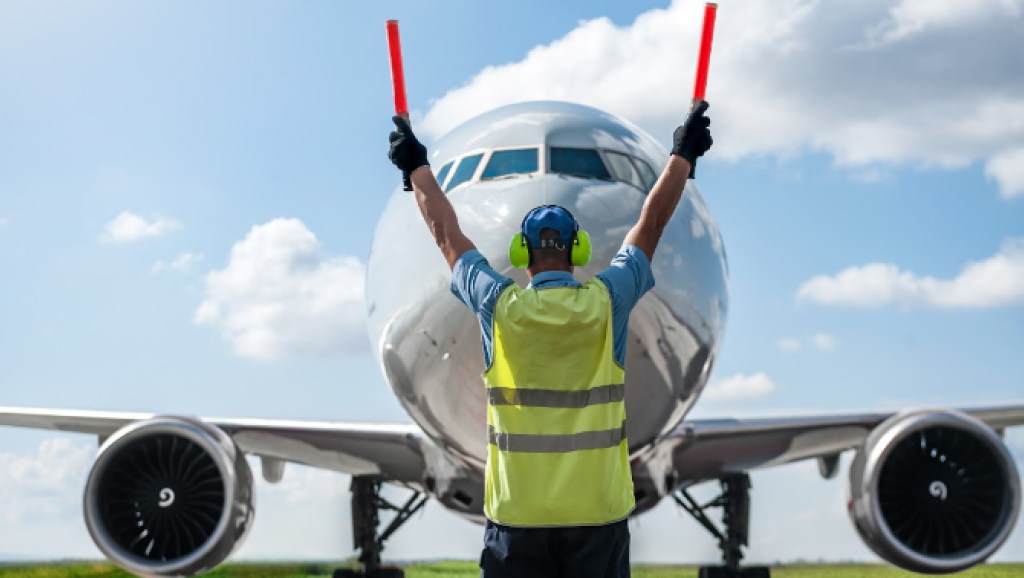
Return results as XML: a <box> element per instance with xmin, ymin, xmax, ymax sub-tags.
<box><xmin>488</xmin><ymin>421</ymin><xmax>627</xmax><ymax>453</ymax></box>
<box><xmin>482</xmin><ymin>278</ymin><xmax>635</xmax><ymax>527</ymax></box>
<box><xmin>487</xmin><ymin>383</ymin><xmax>625</xmax><ymax>408</ymax></box>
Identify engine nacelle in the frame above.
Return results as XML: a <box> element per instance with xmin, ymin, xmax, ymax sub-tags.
<box><xmin>84</xmin><ymin>417</ymin><xmax>255</xmax><ymax>577</ymax></box>
<box><xmin>848</xmin><ymin>408</ymin><xmax>1021</xmax><ymax>574</ymax></box>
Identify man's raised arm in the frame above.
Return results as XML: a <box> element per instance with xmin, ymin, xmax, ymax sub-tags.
<box><xmin>388</xmin><ymin>116</ymin><xmax>476</xmax><ymax>271</ymax></box>
<box><xmin>624</xmin><ymin>102</ymin><xmax>713</xmax><ymax>261</ymax></box>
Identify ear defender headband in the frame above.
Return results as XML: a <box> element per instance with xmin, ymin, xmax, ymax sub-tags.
<box><xmin>509</xmin><ymin>205</ymin><xmax>592</xmax><ymax>269</ymax></box>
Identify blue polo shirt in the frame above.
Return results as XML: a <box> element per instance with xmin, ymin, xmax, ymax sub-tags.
<box><xmin>450</xmin><ymin>245</ymin><xmax>655</xmax><ymax>369</ymax></box>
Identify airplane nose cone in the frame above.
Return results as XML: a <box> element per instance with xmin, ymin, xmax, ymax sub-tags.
<box><xmin>448</xmin><ymin>175</ymin><xmax>647</xmax><ymax>276</ymax></box>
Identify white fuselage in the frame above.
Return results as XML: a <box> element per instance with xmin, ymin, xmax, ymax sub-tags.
<box><xmin>364</xmin><ymin>103</ymin><xmax>729</xmax><ymax>512</ymax></box>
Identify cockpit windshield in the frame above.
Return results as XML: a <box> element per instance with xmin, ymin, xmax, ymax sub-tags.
<box><xmin>634</xmin><ymin>158</ymin><xmax>657</xmax><ymax>190</ymax></box>
<box><xmin>435</xmin><ymin>160</ymin><xmax>454</xmax><ymax>189</ymax></box>
<box><xmin>481</xmin><ymin>148</ymin><xmax>539</xmax><ymax>180</ymax></box>
<box><xmin>605</xmin><ymin>151</ymin><xmax>645</xmax><ymax>190</ymax></box>
<box><xmin>445</xmin><ymin>153</ymin><xmax>484</xmax><ymax>192</ymax></box>
<box><xmin>550</xmin><ymin>147</ymin><xmax>612</xmax><ymax>181</ymax></box>
<box><xmin>438</xmin><ymin>146</ymin><xmax>654</xmax><ymax>192</ymax></box>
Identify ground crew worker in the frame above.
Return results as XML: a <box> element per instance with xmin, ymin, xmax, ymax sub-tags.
<box><xmin>388</xmin><ymin>103</ymin><xmax>713</xmax><ymax>578</ymax></box>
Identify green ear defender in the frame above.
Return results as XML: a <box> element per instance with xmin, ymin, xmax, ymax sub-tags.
<box><xmin>510</xmin><ymin>205</ymin><xmax>591</xmax><ymax>269</ymax></box>
<box><xmin>509</xmin><ymin>229</ymin><xmax>591</xmax><ymax>269</ymax></box>
<box><xmin>509</xmin><ymin>232</ymin><xmax>530</xmax><ymax>269</ymax></box>
<box><xmin>571</xmin><ymin>230</ymin><xmax>592</xmax><ymax>267</ymax></box>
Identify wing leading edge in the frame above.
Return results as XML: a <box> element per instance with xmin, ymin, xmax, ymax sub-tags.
<box><xmin>6</xmin><ymin>402</ymin><xmax>1024</xmax><ymax>490</ymax></box>
<box><xmin>646</xmin><ymin>403</ymin><xmax>1024</xmax><ymax>485</ymax></box>
<box><xmin>0</xmin><ymin>406</ymin><xmax>440</xmax><ymax>484</ymax></box>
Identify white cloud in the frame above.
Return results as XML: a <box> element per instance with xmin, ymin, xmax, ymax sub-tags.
<box><xmin>0</xmin><ymin>217</ymin><xmax>8</xmax><ymax>227</ymax></box>
<box><xmin>777</xmin><ymin>334</ymin><xmax>837</xmax><ymax>352</ymax></box>
<box><xmin>0</xmin><ymin>438</ymin><xmax>93</xmax><ymax>523</ymax></box>
<box><xmin>1009</xmin><ymin>428</ymin><xmax>1024</xmax><ymax>452</ymax></box>
<box><xmin>777</xmin><ymin>338</ymin><xmax>803</xmax><ymax>353</ymax></box>
<box><xmin>236</xmin><ymin>463</ymin><xmax>352</xmax><ymax>559</ymax></box>
<box><xmin>797</xmin><ymin>239</ymin><xmax>1024</xmax><ymax>308</ymax></box>
<box><xmin>986</xmin><ymin>148</ymin><xmax>1024</xmax><ymax>199</ymax></box>
<box><xmin>101</xmin><ymin>211</ymin><xmax>180</xmax><ymax>243</ymax></box>
<box><xmin>419</xmin><ymin>0</ymin><xmax>1024</xmax><ymax>197</ymax></box>
<box><xmin>850</xmin><ymin>168</ymin><xmax>889</xmax><ymax>183</ymax></box>
<box><xmin>152</xmin><ymin>252</ymin><xmax>204</xmax><ymax>273</ymax></box>
<box><xmin>811</xmin><ymin>333</ymin><xmax>838</xmax><ymax>351</ymax></box>
<box><xmin>1007</xmin><ymin>429</ymin><xmax>1024</xmax><ymax>472</ymax></box>
<box><xmin>703</xmin><ymin>372</ymin><xmax>778</xmax><ymax>402</ymax></box>
<box><xmin>194</xmin><ymin>218</ymin><xmax>367</xmax><ymax>359</ymax></box>
<box><xmin>860</xmin><ymin>0</ymin><xmax>1023</xmax><ymax>48</ymax></box>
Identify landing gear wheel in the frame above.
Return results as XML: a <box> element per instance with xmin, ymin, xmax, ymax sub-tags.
<box><xmin>333</xmin><ymin>569</ymin><xmax>405</xmax><ymax>578</ymax></box>
<box><xmin>698</xmin><ymin>568</ymin><xmax>770</xmax><ymax>578</ymax></box>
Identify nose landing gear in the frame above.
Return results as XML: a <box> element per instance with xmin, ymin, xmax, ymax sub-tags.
<box><xmin>332</xmin><ymin>476</ymin><xmax>428</xmax><ymax>578</ymax></box>
<box><xmin>673</xmin><ymin>474</ymin><xmax>771</xmax><ymax>578</ymax></box>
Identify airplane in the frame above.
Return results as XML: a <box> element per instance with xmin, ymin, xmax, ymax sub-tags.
<box><xmin>2</xmin><ymin>101</ymin><xmax>1022</xmax><ymax>578</ymax></box>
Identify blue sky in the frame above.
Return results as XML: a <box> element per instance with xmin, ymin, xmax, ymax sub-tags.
<box><xmin>2</xmin><ymin>0</ymin><xmax>1024</xmax><ymax>565</ymax></box>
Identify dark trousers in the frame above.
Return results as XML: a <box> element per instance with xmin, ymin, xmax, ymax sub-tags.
<box><xmin>480</xmin><ymin>519</ymin><xmax>630</xmax><ymax>578</ymax></box>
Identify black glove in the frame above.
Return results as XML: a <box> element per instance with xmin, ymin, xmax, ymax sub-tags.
<box><xmin>671</xmin><ymin>100</ymin><xmax>713</xmax><ymax>178</ymax></box>
<box><xmin>388</xmin><ymin>115</ymin><xmax>429</xmax><ymax>191</ymax></box>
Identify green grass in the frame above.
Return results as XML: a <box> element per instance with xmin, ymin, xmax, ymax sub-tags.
<box><xmin>1</xmin><ymin>563</ymin><xmax>1023</xmax><ymax>577</ymax></box>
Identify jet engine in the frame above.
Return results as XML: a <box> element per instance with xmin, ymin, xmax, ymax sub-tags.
<box><xmin>83</xmin><ymin>417</ymin><xmax>255</xmax><ymax>577</ymax></box>
<box><xmin>848</xmin><ymin>408</ymin><xmax>1021</xmax><ymax>574</ymax></box>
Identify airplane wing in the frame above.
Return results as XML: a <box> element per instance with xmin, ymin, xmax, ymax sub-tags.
<box><xmin>0</xmin><ymin>406</ymin><xmax>439</xmax><ymax>484</ymax></box>
<box><xmin>656</xmin><ymin>403</ymin><xmax>1024</xmax><ymax>483</ymax></box>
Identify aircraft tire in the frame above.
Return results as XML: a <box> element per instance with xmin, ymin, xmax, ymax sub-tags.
<box><xmin>331</xmin><ymin>569</ymin><xmax>404</xmax><ymax>578</ymax></box>
<box><xmin>698</xmin><ymin>567</ymin><xmax>770</xmax><ymax>578</ymax></box>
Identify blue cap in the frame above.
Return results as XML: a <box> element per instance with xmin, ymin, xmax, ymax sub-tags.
<box><xmin>522</xmin><ymin>205</ymin><xmax>578</xmax><ymax>248</ymax></box>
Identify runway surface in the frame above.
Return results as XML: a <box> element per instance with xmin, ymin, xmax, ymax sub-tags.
<box><xmin>2</xmin><ymin>563</ymin><xmax>1024</xmax><ymax>577</ymax></box>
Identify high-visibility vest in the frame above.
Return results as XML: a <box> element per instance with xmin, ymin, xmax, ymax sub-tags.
<box><xmin>483</xmin><ymin>278</ymin><xmax>634</xmax><ymax>527</ymax></box>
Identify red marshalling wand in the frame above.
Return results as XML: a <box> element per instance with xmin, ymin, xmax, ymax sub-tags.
<box><xmin>385</xmin><ymin>20</ymin><xmax>409</xmax><ymax>120</ymax></box>
<box><xmin>386</xmin><ymin>20</ymin><xmax>414</xmax><ymax>191</ymax></box>
<box><xmin>687</xmin><ymin>3</ymin><xmax>717</xmax><ymax>179</ymax></box>
<box><xmin>692</xmin><ymin>2</ymin><xmax>717</xmax><ymax>107</ymax></box>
